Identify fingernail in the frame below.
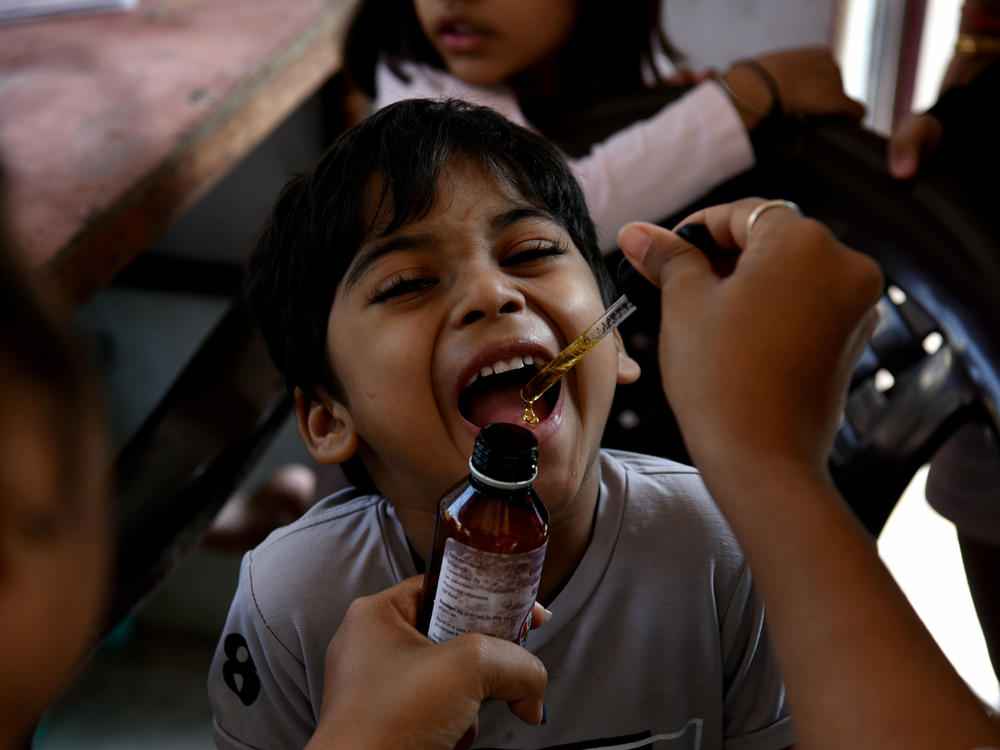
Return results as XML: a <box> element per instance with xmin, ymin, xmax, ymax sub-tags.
<box><xmin>889</xmin><ymin>149</ymin><xmax>915</xmax><ymax>179</ymax></box>
<box><xmin>617</xmin><ymin>223</ymin><xmax>652</xmax><ymax>264</ymax></box>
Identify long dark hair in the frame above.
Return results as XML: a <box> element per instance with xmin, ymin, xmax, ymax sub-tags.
<box><xmin>343</xmin><ymin>0</ymin><xmax>682</xmax><ymax>100</ymax></box>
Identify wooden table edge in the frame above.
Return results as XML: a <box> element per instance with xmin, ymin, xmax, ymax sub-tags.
<box><xmin>47</xmin><ymin>3</ymin><xmax>349</xmax><ymax>305</ymax></box>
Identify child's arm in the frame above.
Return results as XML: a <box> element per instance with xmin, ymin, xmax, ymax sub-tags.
<box><xmin>576</xmin><ymin>47</ymin><xmax>863</xmax><ymax>252</ymax></box>
<box><xmin>305</xmin><ymin>576</ymin><xmax>547</xmax><ymax>750</ymax></box>
<box><xmin>618</xmin><ymin>202</ymin><xmax>1000</xmax><ymax>750</ymax></box>
<box><xmin>718</xmin><ymin>47</ymin><xmax>865</xmax><ymax>131</ymax></box>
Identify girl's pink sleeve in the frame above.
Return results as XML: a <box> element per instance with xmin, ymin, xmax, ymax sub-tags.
<box><xmin>571</xmin><ymin>81</ymin><xmax>754</xmax><ymax>254</ymax></box>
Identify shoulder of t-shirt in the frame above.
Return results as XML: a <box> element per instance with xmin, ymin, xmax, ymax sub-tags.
<box><xmin>601</xmin><ymin>447</ymin><xmax>700</xmax><ymax>476</ymax></box>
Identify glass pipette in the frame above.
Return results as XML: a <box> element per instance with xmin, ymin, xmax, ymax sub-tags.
<box><xmin>518</xmin><ymin>223</ymin><xmax>723</xmax><ymax>423</ymax></box>
<box><xmin>520</xmin><ymin>294</ymin><xmax>636</xmax><ymax>424</ymax></box>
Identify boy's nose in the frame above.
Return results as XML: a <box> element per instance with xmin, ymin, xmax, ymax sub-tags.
<box><xmin>450</xmin><ymin>270</ymin><xmax>526</xmax><ymax>326</ymax></box>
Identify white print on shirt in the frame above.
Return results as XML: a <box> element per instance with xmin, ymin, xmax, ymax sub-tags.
<box><xmin>427</xmin><ymin>537</ymin><xmax>546</xmax><ymax>646</ymax></box>
<box><xmin>476</xmin><ymin>719</ymin><xmax>704</xmax><ymax>749</ymax></box>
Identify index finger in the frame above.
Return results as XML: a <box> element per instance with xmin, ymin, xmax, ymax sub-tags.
<box><xmin>445</xmin><ymin>633</ymin><xmax>549</xmax><ymax>726</ymax></box>
<box><xmin>673</xmin><ymin>197</ymin><xmax>793</xmax><ymax>252</ymax></box>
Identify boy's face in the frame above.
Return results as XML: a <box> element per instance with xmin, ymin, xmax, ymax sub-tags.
<box><xmin>306</xmin><ymin>160</ymin><xmax>637</xmax><ymax>520</ymax></box>
<box><xmin>413</xmin><ymin>0</ymin><xmax>577</xmax><ymax>88</ymax></box>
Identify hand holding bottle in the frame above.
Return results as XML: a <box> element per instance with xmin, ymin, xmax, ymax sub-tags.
<box><xmin>306</xmin><ymin>576</ymin><xmax>548</xmax><ymax>750</ymax></box>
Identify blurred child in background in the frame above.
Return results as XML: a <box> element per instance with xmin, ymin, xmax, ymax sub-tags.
<box><xmin>343</xmin><ymin>0</ymin><xmax>864</xmax><ymax>251</ymax></box>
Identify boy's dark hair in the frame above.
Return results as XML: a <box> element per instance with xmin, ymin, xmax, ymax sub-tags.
<box><xmin>246</xmin><ymin>98</ymin><xmax>613</xmax><ymax>407</ymax></box>
<box><xmin>343</xmin><ymin>0</ymin><xmax>681</xmax><ymax>100</ymax></box>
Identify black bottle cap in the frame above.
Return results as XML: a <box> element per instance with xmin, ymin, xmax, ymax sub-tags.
<box><xmin>471</xmin><ymin>423</ymin><xmax>538</xmax><ymax>484</ymax></box>
<box><xmin>675</xmin><ymin>223</ymin><xmax>726</xmax><ymax>258</ymax></box>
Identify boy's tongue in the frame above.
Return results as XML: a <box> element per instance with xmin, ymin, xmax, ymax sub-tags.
<box><xmin>467</xmin><ymin>383</ymin><xmax>551</xmax><ymax>427</ymax></box>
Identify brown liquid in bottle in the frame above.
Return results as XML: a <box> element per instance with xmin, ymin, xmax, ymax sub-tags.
<box><xmin>417</xmin><ymin>423</ymin><xmax>549</xmax><ymax>644</ymax></box>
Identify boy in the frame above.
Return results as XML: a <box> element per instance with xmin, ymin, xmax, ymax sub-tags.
<box><xmin>307</xmin><ymin>206</ymin><xmax>1000</xmax><ymax>749</ymax></box>
<box><xmin>209</xmin><ymin>99</ymin><xmax>795</xmax><ymax>749</ymax></box>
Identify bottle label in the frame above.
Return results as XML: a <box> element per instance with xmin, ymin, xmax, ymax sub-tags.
<box><xmin>427</xmin><ymin>537</ymin><xmax>547</xmax><ymax>646</ymax></box>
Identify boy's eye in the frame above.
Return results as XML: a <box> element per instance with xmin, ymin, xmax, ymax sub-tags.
<box><xmin>369</xmin><ymin>273</ymin><xmax>437</xmax><ymax>303</ymax></box>
<box><xmin>501</xmin><ymin>240</ymin><xmax>565</xmax><ymax>267</ymax></box>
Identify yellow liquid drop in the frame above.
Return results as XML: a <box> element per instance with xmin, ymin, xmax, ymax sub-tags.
<box><xmin>520</xmin><ymin>335</ymin><xmax>600</xmax><ymax>424</ymax></box>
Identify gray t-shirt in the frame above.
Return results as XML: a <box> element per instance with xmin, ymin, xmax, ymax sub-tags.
<box><xmin>208</xmin><ymin>450</ymin><xmax>795</xmax><ymax>749</ymax></box>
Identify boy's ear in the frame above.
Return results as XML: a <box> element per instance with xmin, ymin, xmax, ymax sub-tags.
<box><xmin>613</xmin><ymin>329</ymin><xmax>641</xmax><ymax>385</ymax></box>
<box><xmin>294</xmin><ymin>388</ymin><xmax>358</xmax><ymax>465</ymax></box>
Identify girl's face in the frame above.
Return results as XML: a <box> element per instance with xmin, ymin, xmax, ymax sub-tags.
<box><xmin>413</xmin><ymin>0</ymin><xmax>578</xmax><ymax>91</ymax></box>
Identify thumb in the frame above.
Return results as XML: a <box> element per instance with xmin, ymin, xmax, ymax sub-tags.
<box><xmin>617</xmin><ymin>221</ymin><xmax>714</xmax><ymax>290</ymax></box>
<box><xmin>888</xmin><ymin>130</ymin><xmax>920</xmax><ymax>180</ymax></box>
<box><xmin>889</xmin><ymin>114</ymin><xmax>944</xmax><ymax>179</ymax></box>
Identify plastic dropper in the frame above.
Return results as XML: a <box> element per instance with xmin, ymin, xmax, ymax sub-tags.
<box><xmin>520</xmin><ymin>294</ymin><xmax>636</xmax><ymax>424</ymax></box>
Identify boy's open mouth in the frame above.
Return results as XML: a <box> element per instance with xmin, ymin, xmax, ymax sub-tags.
<box><xmin>458</xmin><ymin>355</ymin><xmax>559</xmax><ymax>428</ymax></box>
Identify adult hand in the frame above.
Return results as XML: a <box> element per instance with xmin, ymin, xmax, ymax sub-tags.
<box><xmin>306</xmin><ymin>576</ymin><xmax>548</xmax><ymax>750</ymax></box>
<box><xmin>888</xmin><ymin>51</ymin><xmax>998</xmax><ymax>179</ymax></box>
<box><xmin>617</xmin><ymin>198</ymin><xmax>882</xmax><ymax>484</ymax></box>
<box><xmin>888</xmin><ymin>112</ymin><xmax>945</xmax><ymax>179</ymax></box>
<box><xmin>619</xmin><ymin>201</ymin><xmax>1000</xmax><ymax>750</ymax></box>
<box><xmin>723</xmin><ymin>47</ymin><xmax>865</xmax><ymax>130</ymax></box>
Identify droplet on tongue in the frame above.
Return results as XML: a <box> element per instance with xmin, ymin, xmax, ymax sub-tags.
<box><xmin>467</xmin><ymin>384</ymin><xmax>550</xmax><ymax>427</ymax></box>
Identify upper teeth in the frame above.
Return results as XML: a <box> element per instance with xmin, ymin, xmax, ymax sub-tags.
<box><xmin>465</xmin><ymin>355</ymin><xmax>535</xmax><ymax>388</ymax></box>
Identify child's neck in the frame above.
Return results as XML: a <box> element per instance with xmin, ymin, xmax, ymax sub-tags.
<box><xmin>535</xmin><ymin>497</ymin><xmax>597</xmax><ymax>605</ymax></box>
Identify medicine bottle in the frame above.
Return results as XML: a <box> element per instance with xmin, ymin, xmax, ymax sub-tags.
<box><xmin>417</xmin><ymin>422</ymin><xmax>549</xmax><ymax>646</ymax></box>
